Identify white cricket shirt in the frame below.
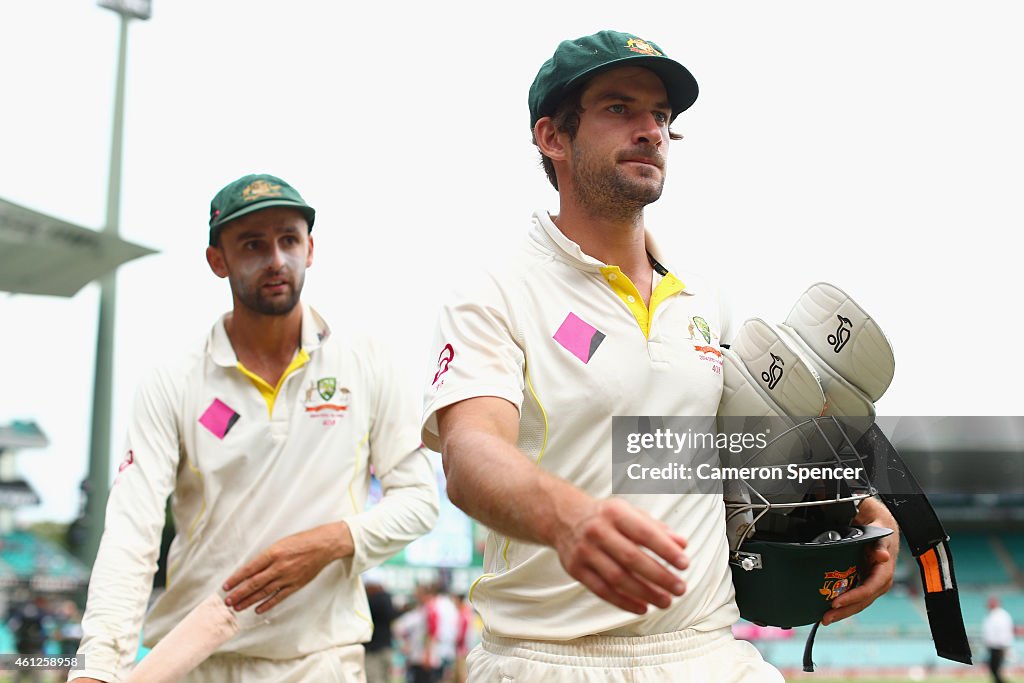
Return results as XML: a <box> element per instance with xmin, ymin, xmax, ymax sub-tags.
<box><xmin>74</xmin><ymin>305</ymin><xmax>438</xmax><ymax>682</ymax></box>
<box><xmin>422</xmin><ymin>211</ymin><xmax>738</xmax><ymax>640</ymax></box>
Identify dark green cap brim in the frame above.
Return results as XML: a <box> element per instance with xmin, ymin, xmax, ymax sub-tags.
<box><xmin>561</xmin><ymin>56</ymin><xmax>698</xmax><ymax>123</ymax></box>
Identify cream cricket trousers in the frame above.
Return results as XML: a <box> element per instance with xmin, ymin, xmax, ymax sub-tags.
<box><xmin>468</xmin><ymin>627</ymin><xmax>784</xmax><ymax>682</ymax></box>
<box><xmin>182</xmin><ymin>643</ymin><xmax>366</xmax><ymax>683</ymax></box>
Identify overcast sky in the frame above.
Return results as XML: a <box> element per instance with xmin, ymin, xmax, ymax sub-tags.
<box><xmin>2</xmin><ymin>1</ymin><xmax>1022</xmax><ymax>522</ymax></box>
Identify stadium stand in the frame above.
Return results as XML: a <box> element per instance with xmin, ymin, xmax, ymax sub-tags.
<box><xmin>947</xmin><ymin>534</ymin><xmax>1013</xmax><ymax>584</ymax></box>
<box><xmin>1000</xmin><ymin>532</ymin><xmax>1024</xmax><ymax>577</ymax></box>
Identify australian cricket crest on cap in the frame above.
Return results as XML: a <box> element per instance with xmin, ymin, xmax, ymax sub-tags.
<box><xmin>242</xmin><ymin>179</ymin><xmax>283</xmax><ymax>202</ymax></box>
<box><xmin>818</xmin><ymin>566</ymin><xmax>857</xmax><ymax>601</ymax></box>
<box><xmin>626</xmin><ymin>37</ymin><xmax>662</xmax><ymax>56</ymax></box>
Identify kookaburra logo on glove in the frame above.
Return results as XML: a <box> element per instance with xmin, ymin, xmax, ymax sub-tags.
<box><xmin>829</xmin><ymin>315</ymin><xmax>854</xmax><ymax>353</ymax></box>
<box><xmin>761</xmin><ymin>353</ymin><xmax>785</xmax><ymax>390</ymax></box>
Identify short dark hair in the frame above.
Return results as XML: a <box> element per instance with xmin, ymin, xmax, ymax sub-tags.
<box><xmin>532</xmin><ymin>80</ymin><xmax>683</xmax><ymax>191</ymax></box>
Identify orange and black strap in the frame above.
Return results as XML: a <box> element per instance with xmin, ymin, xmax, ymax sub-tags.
<box><xmin>855</xmin><ymin>425</ymin><xmax>973</xmax><ymax>666</ymax></box>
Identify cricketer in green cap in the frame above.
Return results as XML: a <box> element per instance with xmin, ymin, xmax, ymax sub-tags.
<box><xmin>208</xmin><ymin>173</ymin><xmax>316</xmax><ymax>246</ymax></box>
<box><xmin>529</xmin><ymin>30</ymin><xmax>698</xmax><ymax>191</ymax></box>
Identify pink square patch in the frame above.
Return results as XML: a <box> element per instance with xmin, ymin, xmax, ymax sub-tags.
<box><xmin>553</xmin><ymin>313</ymin><xmax>606</xmax><ymax>364</ymax></box>
<box><xmin>199</xmin><ymin>399</ymin><xmax>240</xmax><ymax>439</ymax></box>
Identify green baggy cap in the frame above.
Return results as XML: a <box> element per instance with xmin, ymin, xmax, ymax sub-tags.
<box><xmin>208</xmin><ymin>173</ymin><xmax>316</xmax><ymax>245</ymax></box>
<box><xmin>528</xmin><ymin>30</ymin><xmax>699</xmax><ymax>129</ymax></box>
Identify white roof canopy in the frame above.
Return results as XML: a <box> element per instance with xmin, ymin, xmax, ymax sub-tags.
<box><xmin>0</xmin><ymin>198</ymin><xmax>156</xmax><ymax>297</ymax></box>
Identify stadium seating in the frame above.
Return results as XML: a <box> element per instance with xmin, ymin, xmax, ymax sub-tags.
<box><xmin>1000</xmin><ymin>532</ymin><xmax>1024</xmax><ymax>575</ymax></box>
<box><xmin>947</xmin><ymin>534</ymin><xmax>1012</xmax><ymax>584</ymax></box>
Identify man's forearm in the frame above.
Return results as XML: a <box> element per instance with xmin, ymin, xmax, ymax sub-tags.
<box><xmin>437</xmin><ymin>397</ymin><xmax>689</xmax><ymax>614</ymax></box>
<box><xmin>441</xmin><ymin>422</ymin><xmax>591</xmax><ymax>547</ymax></box>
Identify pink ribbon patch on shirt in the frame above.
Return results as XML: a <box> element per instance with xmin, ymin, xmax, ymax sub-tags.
<box><xmin>199</xmin><ymin>399</ymin><xmax>240</xmax><ymax>439</ymax></box>
<box><xmin>553</xmin><ymin>313</ymin><xmax>606</xmax><ymax>364</ymax></box>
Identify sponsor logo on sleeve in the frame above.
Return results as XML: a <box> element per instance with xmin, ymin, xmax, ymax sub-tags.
<box><xmin>433</xmin><ymin>344</ymin><xmax>455</xmax><ymax>386</ymax></box>
<box><xmin>118</xmin><ymin>449</ymin><xmax>135</xmax><ymax>473</ymax></box>
<box><xmin>114</xmin><ymin>449</ymin><xmax>135</xmax><ymax>484</ymax></box>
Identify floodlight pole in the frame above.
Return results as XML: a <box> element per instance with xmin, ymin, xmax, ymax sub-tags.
<box><xmin>84</xmin><ymin>3</ymin><xmax>148</xmax><ymax>565</ymax></box>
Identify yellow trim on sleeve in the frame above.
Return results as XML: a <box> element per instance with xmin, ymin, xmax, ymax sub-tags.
<box><xmin>349</xmin><ymin>432</ymin><xmax>370</xmax><ymax>513</ymax></box>
<box><xmin>501</xmin><ymin>360</ymin><xmax>550</xmax><ymax>569</ymax></box>
<box><xmin>468</xmin><ymin>358</ymin><xmax>553</xmax><ymax>616</ymax></box>
<box><xmin>525</xmin><ymin>367</ymin><xmax>550</xmax><ymax>468</ymax></box>
<box><xmin>599</xmin><ymin>266</ymin><xmax>685</xmax><ymax>338</ymax></box>
<box><xmin>350</xmin><ymin>433</ymin><xmax>373</xmax><ymax>627</ymax></box>
<box><xmin>237</xmin><ymin>348</ymin><xmax>311</xmax><ymax>417</ymax></box>
<box><xmin>166</xmin><ymin>458</ymin><xmax>208</xmax><ymax>587</ymax></box>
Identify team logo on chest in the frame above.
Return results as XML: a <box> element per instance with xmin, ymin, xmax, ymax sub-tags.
<box><xmin>690</xmin><ymin>316</ymin><xmax>712</xmax><ymax>344</ymax></box>
<box><xmin>304</xmin><ymin>377</ymin><xmax>350</xmax><ymax>425</ymax></box>
<box><xmin>317</xmin><ymin>377</ymin><xmax>337</xmax><ymax>401</ymax></box>
<box><xmin>688</xmin><ymin>316</ymin><xmax>723</xmax><ymax>374</ymax></box>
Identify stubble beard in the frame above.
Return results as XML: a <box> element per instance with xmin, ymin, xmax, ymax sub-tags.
<box><xmin>570</xmin><ymin>144</ymin><xmax>665</xmax><ymax>222</ymax></box>
<box><xmin>232</xmin><ymin>271</ymin><xmax>304</xmax><ymax>316</ymax></box>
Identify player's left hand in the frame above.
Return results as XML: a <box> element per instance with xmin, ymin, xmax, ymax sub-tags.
<box><xmin>222</xmin><ymin>521</ymin><xmax>354</xmax><ymax>614</ymax></box>
<box><xmin>821</xmin><ymin>496</ymin><xmax>900</xmax><ymax>625</ymax></box>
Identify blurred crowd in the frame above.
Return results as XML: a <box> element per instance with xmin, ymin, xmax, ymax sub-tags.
<box><xmin>365</xmin><ymin>578</ymin><xmax>479</xmax><ymax>683</ymax></box>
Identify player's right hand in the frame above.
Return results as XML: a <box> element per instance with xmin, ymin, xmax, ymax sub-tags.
<box><xmin>553</xmin><ymin>497</ymin><xmax>689</xmax><ymax>615</ymax></box>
